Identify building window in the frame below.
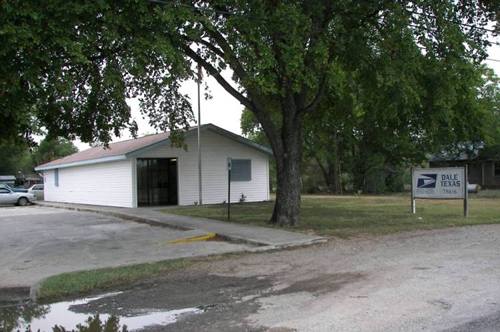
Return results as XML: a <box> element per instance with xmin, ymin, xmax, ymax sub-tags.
<box><xmin>54</xmin><ymin>169</ymin><xmax>59</xmax><ymax>187</ymax></box>
<box><xmin>231</xmin><ymin>159</ymin><xmax>252</xmax><ymax>181</ymax></box>
<box><xmin>495</xmin><ymin>162</ymin><xmax>500</xmax><ymax>177</ymax></box>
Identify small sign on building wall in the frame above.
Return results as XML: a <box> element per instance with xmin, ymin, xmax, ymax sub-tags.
<box><xmin>411</xmin><ymin>167</ymin><xmax>468</xmax><ymax>216</ymax></box>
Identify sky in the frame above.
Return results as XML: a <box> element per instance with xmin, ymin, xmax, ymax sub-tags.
<box><xmin>71</xmin><ymin>42</ymin><xmax>500</xmax><ymax>151</ymax></box>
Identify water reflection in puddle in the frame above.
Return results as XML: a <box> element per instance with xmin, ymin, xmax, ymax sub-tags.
<box><xmin>4</xmin><ymin>292</ymin><xmax>203</xmax><ymax>332</ymax></box>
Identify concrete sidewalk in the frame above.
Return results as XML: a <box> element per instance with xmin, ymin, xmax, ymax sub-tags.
<box><xmin>36</xmin><ymin>201</ymin><xmax>325</xmax><ymax>249</ymax></box>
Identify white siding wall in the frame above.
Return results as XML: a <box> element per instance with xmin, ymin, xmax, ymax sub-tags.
<box><xmin>136</xmin><ymin>130</ymin><xmax>270</xmax><ymax>205</ymax></box>
<box><xmin>43</xmin><ymin>160</ymin><xmax>134</xmax><ymax>207</ymax></box>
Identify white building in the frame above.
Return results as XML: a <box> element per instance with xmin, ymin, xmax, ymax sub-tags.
<box><xmin>35</xmin><ymin>124</ymin><xmax>272</xmax><ymax>208</ymax></box>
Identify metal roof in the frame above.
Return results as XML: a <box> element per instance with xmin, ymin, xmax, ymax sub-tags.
<box><xmin>429</xmin><ymin>151</ymin><xmax>478</xmax><ymax>162</ymax></box>
<box><xmin>35</xmin><ymin>124</ymin><xmax>272</xmax><ymax>171</ymax></box>
<box><xmin>430</xmin><ymin>145</ymin><xmax>500</xmax><ymax>162</ymax></box>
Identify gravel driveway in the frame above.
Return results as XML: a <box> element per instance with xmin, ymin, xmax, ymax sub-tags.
<box><xmin>60</xmin><ymin>223</ymin><xmax>500</xmax><ymax>331</ymax></box>
<box><xmin>3</xmin><ymin>206</ymin><xmax>500</xmax><ymax>331</ymax></box>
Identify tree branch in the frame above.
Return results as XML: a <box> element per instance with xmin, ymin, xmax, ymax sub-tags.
<box><xmin>181</xmin><ymin>2</ymin><xmax>251</xmax><ymax>85</ymax></box>
<box><xmin>202</xmin><ymin>26</ymin><xmax>250</xmax><ymax>84</ymax></box>
<box><xmin>196</xmin><ymin>38</ymin><xmax>226</xmax><ymax>58</ymax></box>
<box><xmin>175</xmin><ymin>3</ymin><xmax>282</xmax><ymax>155</ymax></box>
<box><xmin>182</xmin><ymin>44</ymin><xmax>254</xmax><ymax>110</ymax></box>
<box><xmin>301</xmin><ymin>75</ymin><xmax>328</xmax><ymax>113</ymax></box>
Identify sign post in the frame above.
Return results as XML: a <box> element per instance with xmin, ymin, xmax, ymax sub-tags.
<box><xmin>411</xmin><ymin>167</ymin><xmax>468</xmax><ymax>217</ymax></box>
<box><xmin>227</xmin><ymin>158</ymin><xmax>232</xmax><ymax>221</ymax></box>
<box><xmin>464</xmin><ymin>164</ymin><xmax>468</xmax><ymax>217</ymax></box>
<box><xmin>410</xmin><ymin>167</ymin><xmax>416</xmax><ymax>214</ymax></box>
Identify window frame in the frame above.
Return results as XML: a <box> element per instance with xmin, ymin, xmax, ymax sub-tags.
<box><xmin>230</xmin><ymin>159</ymin><xmax>252</xmax><ymax>182</ymax></box>
<box><xmin>494</xmin><ymin>162</ymin><xmax>500</xmax><ymax>177</ymax></box>
<box><xmin>54</xmin><ymin>169</ymin><xmax>59</xmax><ymax>187</ymax></box>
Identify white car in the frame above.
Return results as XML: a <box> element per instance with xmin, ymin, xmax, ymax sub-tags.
<box><xmin>0</xmin><ymin>186</ymin><xmax>36</xmax><ymax>206</ymax></box>
<box><xmin>28</xmin><ymin>184</ymin><xmax>44</xmax><ymax>200</ymax></box>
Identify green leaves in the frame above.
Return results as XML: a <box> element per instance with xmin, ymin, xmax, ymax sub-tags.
<box><xmin>0</xmin><ymin>0</ymin><xmax>194</xmax><ymax>145</ymax></box>
<box><xmin>32</xmin><ymin>137</ymin><xmax>78</xmax><ymax>166</ymax></box>
<box><xmin>0</xmin><ymin>0</ymin><xmax>496</xmax><ymax>157</ymax></box>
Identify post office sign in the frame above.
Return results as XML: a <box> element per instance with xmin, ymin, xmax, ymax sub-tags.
<box><xmin>412</xmin><ymin>167</ymin><xmax>465</xmax><ymax>199</ymax></box>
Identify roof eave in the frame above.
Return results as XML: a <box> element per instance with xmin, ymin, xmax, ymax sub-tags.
<box><xmin>203</xmin><ymin>124</ymin><xmax>273</xmax><ymax>156</ymax></box>
<box><xmin>34</xmin><ymin>155</ymin><xmax>127</xmax><ymax>171</ymax></box>
<box><xmin>35</xmin><ymin>124</ymin><xmax>273</xmax><ymax>171</ymax></box>
<box><xmin>126</xmin><ymin>124</ymin><xmax>273</xmax><ymax>158</ymax></box>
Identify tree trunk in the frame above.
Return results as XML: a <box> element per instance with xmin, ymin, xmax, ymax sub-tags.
<box><xmin>331</xmin><ymin>134</ymin><xmax>342</xmax><ymax>194</ymax></box>
<box><xmin>329</xmin><ymin>156</ymin><xmax>342</xmax><ymax>194</ymax></box>
<box><xmin>316</xmin><ymin>157</ymin><xmax>341</xmax><ymax>194</ymax></box>
<box><xmin>327</xmin><ymin>133</ymin><xmax>342</xmax><ymax>194</ymax></box>
<box><xmin>269</xmin><ymin>115</ymin><xmax>303</xmax><ymax>226</ymax></box>
<box><xmin>315</xmin><ymin>134</ymin><xmax>342</xmax><ymax>194</ymax></box>
<box><xmin>271</xmin><ymin>154</ymin><xmax>302</xmax><ymax>226</ymax></box>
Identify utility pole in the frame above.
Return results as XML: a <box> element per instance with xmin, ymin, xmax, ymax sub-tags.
<box><xmin>227</xmin><ymin>158</ymin><xmax>232</xmax><ymax>220</ymax></box>
<box><xmin>197</xmin><ymin>63</ymin><xmax>203</xmax><ymax>205</ymax></box>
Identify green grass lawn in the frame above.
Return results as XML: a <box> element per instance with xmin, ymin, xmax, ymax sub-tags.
<box><xmin>37</xmin><ymin>258</ymin><xmax>193</xmax><ymax>302</ymax></box>
<box><xmin>164</xmin><ymin>194</ymin><xmax>500</xmax><ymax>238</ymax></box>
<box><xmin>36</xmin><ymin>193</ymin><xmax>500</xmax><ymax>302</ymax></box>
<box><xmin>37</xmin><ymin>252</ymin><xmax>252</xmax><ymax>302</ymax></box>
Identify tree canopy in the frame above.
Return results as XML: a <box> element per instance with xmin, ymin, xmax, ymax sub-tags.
<box><xmin>32</xmin><ymin>137</ymin><xmax>78</xmax><ymax>166</ymax></box>
<box><xmin>0</xmin><ymin>139</ymin><xmax>32</xmax><ymax>175</ymax></box>
<box><xmin>1</xmin><ymin>0</ymin><xmax>497</xmax><ymax>225</ymax></box>
<box><xmin>0</xmin><ymin>137</ymin><xmax>78</xmax><ymax>176</ymax></box>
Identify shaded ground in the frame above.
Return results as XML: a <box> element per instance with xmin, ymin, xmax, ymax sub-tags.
<box><xmin>6</xmin><ymin>223</ymin><xmax>500</xmax><ymax>331</ymax></box>
<box><xmin>444</xmin><ymin>311</ymin><xmax>500</xmax><ymax>332</ymax></box>
<box><xmin>0</xmin><ymin>206</ymin><xmax>252</xmax><ymax>289</ymax></box>
<box><xmin>120</xmin><ymin>224</ymin><xmax>500</xmax><ymax>331</ymax></box>
<box><xmin>165</xmin><ymin>194</ymin><xmax>500</xmax><ymax>237</ymax></box>
<box><xmin>37</xmin><ymin>200</ymin><xmax>324</xmax><ymax>248</ymax></box>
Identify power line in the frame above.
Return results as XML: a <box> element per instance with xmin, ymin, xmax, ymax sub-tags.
<box><xmin>147</xmin><ymin>0</ymin><xmax>500</xmax><ymax>61</ymax></box>
<box><xmin>405</xmin><ymin>8</ymin><xmax>498</xmax><ymax>34</ymax></box>
<box><xmin>147</xmin><ymin>0</ymin><xmax>499</xmax><ymax>35</ymax></box>
<box><xmin>415</xmin><ymin>44</ymin><xmax>500</xmax><ymax>62</ymax></box>
<box><xmin>147</xmin><ymin>1</ymin><xmax>499</xmax><ymax>44</ymax></box>
<box><xmin>147</xmin><ymin>0</ymin><xmax>233</xmax><ymax>16</ymax></box>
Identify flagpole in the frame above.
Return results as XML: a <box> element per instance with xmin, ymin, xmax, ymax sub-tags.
<box><xmin>197</xmin><ymin>63</ymin><xmax>203</xmax><ymax>205</ymax></box>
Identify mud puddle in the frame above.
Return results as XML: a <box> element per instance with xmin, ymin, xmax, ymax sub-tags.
<box><xmin>1</xmin><ymin>292</ymin><xmax>203</xmax><ymax>332</ymax></box>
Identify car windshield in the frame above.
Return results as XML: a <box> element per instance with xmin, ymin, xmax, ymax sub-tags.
<box><xmin>0</xmin><ymin>184</ymin><xmax>12</xmax><ymax>191</ymax></box>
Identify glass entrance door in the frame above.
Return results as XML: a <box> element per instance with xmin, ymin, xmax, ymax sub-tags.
<box><xmin>137</xmin><ymin>158</ymin><xmax>178</xmax><ymax>206</ymax></box>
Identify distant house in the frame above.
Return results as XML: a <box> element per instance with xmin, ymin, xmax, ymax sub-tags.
<box><xmin>429</xmin><ymin>148</ymin><xmax>500</xmax><ymax>189</ymax></box>
<box><xmin>23</xmin><ymin>174</ymin><xmax>43</xmax><ymax>188</ymax></box>
<box><xmin>35</xmin><ymin>124</ymin><xmax>272</xmax><ymax>207</ymax></box>
<box><xmin>0</xmin><ymin>175</ymin><xmax>16</xmax><ymax>186</ymax></box>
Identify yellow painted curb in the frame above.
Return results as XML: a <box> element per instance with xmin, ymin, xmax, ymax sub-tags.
<box><xmin>168</xmin><ymin>232</ymin><xmax>217</xmax><ymax>244</ymax></box>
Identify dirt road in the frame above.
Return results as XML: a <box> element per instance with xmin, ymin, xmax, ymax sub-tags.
<box><xmin>64</xmin><ymin>223</ymin><xmax>500</xmax><ymax>331</ymax></box>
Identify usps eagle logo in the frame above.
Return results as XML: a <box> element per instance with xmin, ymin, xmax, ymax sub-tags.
<box><xmin>417</xmin><ymin>174</ymin><xmax>437</xmax><ymax>188</ymax></box>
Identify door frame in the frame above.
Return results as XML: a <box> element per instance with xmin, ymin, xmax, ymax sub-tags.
<box><xmin>135</xmin><ymin>157</ymin><xmax>179</xmax><ymax>207</ymax></box>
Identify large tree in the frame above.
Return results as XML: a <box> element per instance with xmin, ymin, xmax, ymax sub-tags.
<box><xmin>32</xmin><ymin>137</ymin><xmax>78</xmax><ymax>166</ymax></box>
<box><xmin>1</xmin><ymin>1</ymin><xmax>496</xmax><ymax>225</ymax></box>
<box><xmin>0</xmin><ymin>140</ymin><xmax>32</xmax><ymax>175</ymax></box>
<box><xmin>243</xmin><ymin>55</ymin><xmax>498</xmax><ymax>194</ymax></box>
